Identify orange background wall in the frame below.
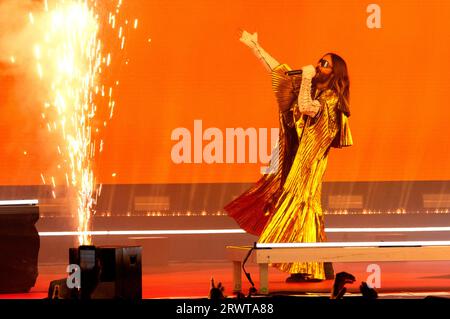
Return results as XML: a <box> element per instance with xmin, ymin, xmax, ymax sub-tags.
<box><xmin>1</xmin><ymin>0</ymin><xmax>450</xmax><ymax>185</ymax></box>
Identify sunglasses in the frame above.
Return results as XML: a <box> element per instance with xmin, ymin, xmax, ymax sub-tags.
<box><xmin>319</xmin><ymin>59</ymin><xmax>332</xmax><ymax>69</ymax></box>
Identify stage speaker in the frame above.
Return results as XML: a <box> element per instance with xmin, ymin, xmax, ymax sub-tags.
<box><xmin>69</xmin><ymin>245</ymin><xmax>142</xmax><ymax>299</ymax></box>
<box><xmin>0</xmin><ymin>200</ymin><xmax>40</xmax><ymax>293</ymax></box>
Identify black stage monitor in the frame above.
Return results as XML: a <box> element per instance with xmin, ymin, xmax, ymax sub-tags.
<box><xmin>68</xmin><ymin>245</ymin><xmax>142</xmax><ymax>299</ymax></box>
<box><xmin>0</xmin><ymin>199</ymin><xmax>40</xmax><ymax>293</ymax></box>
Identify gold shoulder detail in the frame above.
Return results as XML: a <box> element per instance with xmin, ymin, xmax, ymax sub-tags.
<box><xmin>271</xmin><ymin>64</ymin><xmax>298</xmax><ymax>112</ymax></box>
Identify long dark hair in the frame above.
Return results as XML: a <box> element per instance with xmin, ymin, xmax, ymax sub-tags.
<box><xmin>323</xmin><ymin>53</ymin><xmax>351</xmax><ymax>117</ymax></box>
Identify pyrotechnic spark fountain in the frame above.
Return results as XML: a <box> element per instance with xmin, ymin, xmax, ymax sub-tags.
<box><xmin>28</xmin><ymin>0</ymin><xmax>136</xmax><ymax>245</ymax></box>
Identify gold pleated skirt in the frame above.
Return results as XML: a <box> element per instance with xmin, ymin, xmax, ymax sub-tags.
<box><xmin>258</xmin><ymin>152</ymin><xmax>329</xmax><ymax>280</ymax></box>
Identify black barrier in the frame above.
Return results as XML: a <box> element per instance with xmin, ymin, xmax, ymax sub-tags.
<box><xmin>0</xmin><ymin>202</ymin><xmax>39</xmax><ymax>293</ymax></box>
<box><xmin>1</xmin><ymin>297</ymin><xmax>450</xmax><ymax>318</ymax></box>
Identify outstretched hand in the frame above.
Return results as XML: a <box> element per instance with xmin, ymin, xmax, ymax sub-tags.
<box><xmin>239</xmin><ymin>29</ymin><xmax>258</xmax><ymax>49</ymax></box>
<box><xmin>209</xmin><ymin>277</ymin><xmax>225</xmax><ymax>300</ymax></box>
<box><xmin>331</xmin><ymin>272</ymin><xmax>356</xmax><ymax>299</ymax></box>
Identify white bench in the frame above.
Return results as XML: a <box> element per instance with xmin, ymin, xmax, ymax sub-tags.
<box><xmin>226</xmin><ymin>242</ymin><xmax>450</xmax><ymax>294</ymax></box>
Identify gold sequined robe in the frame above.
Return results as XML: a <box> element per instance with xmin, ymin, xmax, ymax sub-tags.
<box><xmin>224</xmin><ymin>64</ymin><xmax>352</xmax><ymax>279</ymax></box>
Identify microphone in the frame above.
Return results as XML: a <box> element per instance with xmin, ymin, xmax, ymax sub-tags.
<box><xmin>285</xmin><ymin>69</ymin><xmax>303</xmax><ymax>76</ymax></box>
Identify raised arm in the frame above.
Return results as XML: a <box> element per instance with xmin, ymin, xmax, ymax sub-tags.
<box><xmin>240</xmin><ymin>30</ymin><xmax>280</xmax><ymax>72</ymax></box>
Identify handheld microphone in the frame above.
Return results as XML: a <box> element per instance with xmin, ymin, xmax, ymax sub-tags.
<box><xmin>285</xmin><ymin>69</ymin><xmax>303</xmax><ymax>76</ymax></box>
<box><xmin>285</xmin><ymin>66</ymin><xmax>320</xmax><ymax>76</ymax></box>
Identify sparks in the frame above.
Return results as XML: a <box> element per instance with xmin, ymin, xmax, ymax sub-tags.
<box><xmin>31</xmin><ymin>0</ymin><xmax>136</xmax><ymax>246</ymax></box>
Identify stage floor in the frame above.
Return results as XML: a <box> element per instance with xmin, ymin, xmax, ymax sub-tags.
<box><xmin>1</xmin><ymin>260</ymin><xmax>450</xmax><ymax>299</ymax></box>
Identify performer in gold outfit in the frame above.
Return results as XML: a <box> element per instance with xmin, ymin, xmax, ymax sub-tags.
<box><xmin>224</xmin><ymin>30</ymin><xmax>353</xmax><ymax>282</ymax></box>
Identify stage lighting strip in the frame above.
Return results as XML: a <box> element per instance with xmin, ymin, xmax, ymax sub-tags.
<box><xmin>256</xmin><ymin>241</ymin><xmax>450</xmax><ymax>248</ymax></box>
<box><xmin>38</xmin><ymin>229</ymin><xmax>246</xmax><ymax>236</ymax></box>
<box><xmin>38</xmin><ymin>226</ymin><xmax>450</xmax><ymax>237</ymax></box>
<box><xmin>0</xmin><ymin>199</ymin><xmax>39</xmax><ymax>206</ymax></box>
<box><xmin>325</xmin><ymin>227</ymin><xmax>450</xmax><ymax>232</ymax></box>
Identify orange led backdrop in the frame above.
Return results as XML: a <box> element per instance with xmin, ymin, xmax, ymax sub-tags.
<box><xmin>0</xmin><ymin>0</ymin><xmax>449</xmax><ymax>185</ymax></box>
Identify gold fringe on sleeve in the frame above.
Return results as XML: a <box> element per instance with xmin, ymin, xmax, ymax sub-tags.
<box><xmin>339</xmin><ymin>113</ymin><xmax>353</xmax><ymax>147</ymax></box>
<box><xmin>332</xmin><ymin>112</ymin><xmax>353</xmax><ymax>148</ymax></box>
<box><xmin>271</xmin><ymin>64</ymin><xmax>301</xmax><ymax>112</ymax></box>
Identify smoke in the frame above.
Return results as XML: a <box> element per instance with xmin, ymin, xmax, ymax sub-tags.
<box><xmin>0</xmin><ymin>0</ymin><xmax>58</xmax><ymax>181</ymax></box>
<box><xmin>0</xmin><ymin>0</ymin><xmax>53</xmax><ymax>113</ymax></box>
<box><xmin>0</xmin><ymin>1</ymin><xmax>43</xmax><ymax>74</ymax></box>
